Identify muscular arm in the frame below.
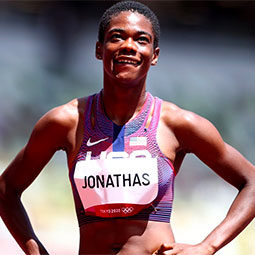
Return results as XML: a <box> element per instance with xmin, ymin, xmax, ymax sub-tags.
<box><xmin>160</xmin><ymin>103</ymin><xmax>255</xmax><ymax>254</ymax></box>
<box><xmin>0</xmin><ymin>102</ymin><xmax>78</xmax><ymax>254</ymax></box>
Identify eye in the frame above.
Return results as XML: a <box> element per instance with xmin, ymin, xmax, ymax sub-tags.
<box><xmin>137</xmin><ymin>36</ymin><xmax>150</xmax><ymax>44</ymax></box>
<box><xmin>110</xmin><ymin>34</ymin><xmax>123</xmax><ymax>41</ymax></box>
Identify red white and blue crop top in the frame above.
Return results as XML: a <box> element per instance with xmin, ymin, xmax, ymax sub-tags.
<box><xmin>69</xmin><ymin>91</ymin><xmax>175</xmax><ymax>226</ymax></box>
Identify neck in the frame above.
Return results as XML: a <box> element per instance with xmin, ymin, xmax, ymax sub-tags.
<box><xmin>102</xmin><ymin>80</ymin><xmax>147</xmax><ymax>126</ymax></box>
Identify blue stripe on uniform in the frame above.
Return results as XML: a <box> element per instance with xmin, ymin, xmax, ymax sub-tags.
<box><xmin>113</xmin><ymin>124</ymin><xmax>125</xmax><ymax>152</ymax></box>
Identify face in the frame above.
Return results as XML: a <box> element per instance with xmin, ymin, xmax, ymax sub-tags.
<box><xmin>96</xmin><ymin>11</ymin><xmax>159</xmax><ymax>86</ymax></box>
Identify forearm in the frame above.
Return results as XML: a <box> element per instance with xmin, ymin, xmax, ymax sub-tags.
<box><xmin>0</xmin><ymin>192</ymin><xmax>49</xmax><ymax>255</ymax></box>
<box><xmin>200</xmin><ymin>183</ymin><xmax>255</xmax><ymax>253</ymax></box>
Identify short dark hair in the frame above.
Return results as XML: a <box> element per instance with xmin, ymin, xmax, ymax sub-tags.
<box><xmin>98</xmin><ymin>1</ymin><xmax>160</xmax><ymax>48</ymax></box>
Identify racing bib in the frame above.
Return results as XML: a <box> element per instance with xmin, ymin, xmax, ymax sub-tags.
<box><xmin>74</xmin><ymin>151</ymin><xmax>158</xmax><ymax>217</ymax></box>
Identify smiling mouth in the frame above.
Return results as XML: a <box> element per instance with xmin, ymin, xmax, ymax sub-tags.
<box><xmin>114</xmin><ymin>58</ymin><xmax>141</xmax><ymax>67</ymax></box>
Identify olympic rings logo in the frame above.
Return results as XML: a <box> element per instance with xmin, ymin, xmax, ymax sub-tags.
<box><xmin>121</xmin><ymin>207</ymin><xmax>134</xmax><ymax>214</ymax></box>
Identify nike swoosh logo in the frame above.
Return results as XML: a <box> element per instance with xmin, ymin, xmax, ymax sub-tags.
<box><xmin>86</xmin><ymin>137</ymin><xmax>109</xmax><ymax>147</ymax></box>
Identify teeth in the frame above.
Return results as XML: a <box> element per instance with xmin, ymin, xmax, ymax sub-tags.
<box><xmin>116</xmin><ymin>59</ymin><xmax>138</xmax><ymax>65</ymax></box>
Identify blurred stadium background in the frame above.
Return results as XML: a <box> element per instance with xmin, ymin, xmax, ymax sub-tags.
<box><xmin>0</xmin><ymin>1</ymin><xmax>254</xmax><ymax>254</ymax></box>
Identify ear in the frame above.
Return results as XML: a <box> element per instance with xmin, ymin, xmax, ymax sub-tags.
<box><xmin>151</xmin><ymin>47</ymin><xmax>160</xmax><ymax>66</ymax></box>
<box><xmin>95</xmin><ymin>41</ymin><xmax>103</xmax><ymax>60</ymax></box>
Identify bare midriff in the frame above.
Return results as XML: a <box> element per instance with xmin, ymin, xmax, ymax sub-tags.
<box><xmin>79</xmin><ymin>219</ymin><xmax>175</xmax><ymax>254</ymax></box>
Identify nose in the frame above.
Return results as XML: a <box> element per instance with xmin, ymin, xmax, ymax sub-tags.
<box><xmin>120</xmin><ymin>37</ymin><xmax>137</xmax><ymax>54</ymax></box>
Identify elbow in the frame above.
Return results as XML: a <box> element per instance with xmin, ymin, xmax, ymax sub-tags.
<box><xmin>241</xmin><ymin>169</ymin><xmax>255</xmax><ymax>194</ymax></box>
<box><xmin>0</xmin><ymin>175</ymin><xmax>20</xmax><ymax>209</ymax></box>
<box><xmin>0</xmin><ymin>174</ymin><xmax>5</xmax><ymax>200</ymax></box>
<box><xmin>0</xmin><ymin>175</ymin><xmax>7</xmax><ymax>210</ymax></box>
<box><xmin>249</xmin><ymin>175</ymin><xmax>255</xmax><ymax>193</ymax></box>
<box><xmin>248</xmin><ymin>166</ymin><xmax>255</xmax><ymax>188</ymax></box>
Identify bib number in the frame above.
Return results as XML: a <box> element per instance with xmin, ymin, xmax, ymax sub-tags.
<box><xmin>74</xmin><ymin>156</ymin><xmax>158</xmax><ymax>217</ymax></box>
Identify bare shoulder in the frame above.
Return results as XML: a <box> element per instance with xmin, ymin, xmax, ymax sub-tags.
<box><xmin>36</xmin><ymin>97</ymin><xmax>87</xmax><ymax>131</ymax></box>
<box><xmin>27</xmin><ymin>97</ymin><xmax>88</xmax><ymax>152</ymax></box>
<box><xmin>161</xmin><ymin>100</ymin><xmax>225</xmax><ymax>153</ymax></box>
<box><xmin>161</xmin><ymin>100</ymin><xmax>204</xmax><ymax>129</ymax></box>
